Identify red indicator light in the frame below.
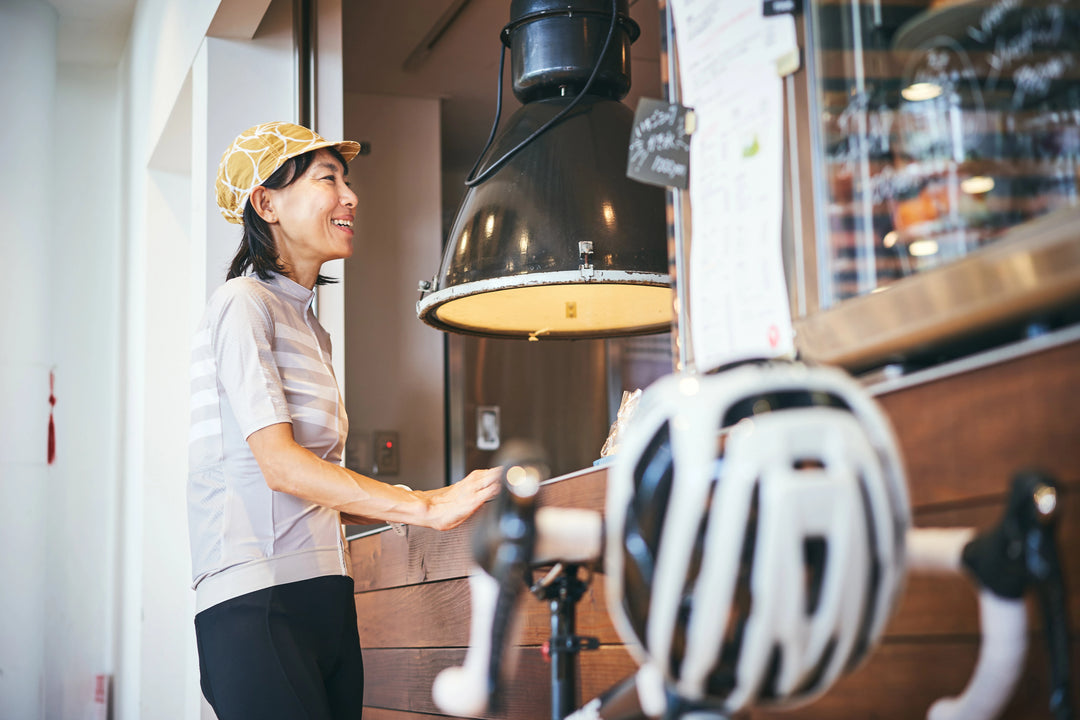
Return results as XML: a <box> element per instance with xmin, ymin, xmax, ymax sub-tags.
<box><xmin>385</xmin><ymin>440</ymin><xmax>393</xmax><ymax>449</ymax></box>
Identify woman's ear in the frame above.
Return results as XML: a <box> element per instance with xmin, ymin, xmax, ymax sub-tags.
<box><xmin>250</xmin><ymin>186</ymin><xmax>276</xmax><ymax>223</ymax></box>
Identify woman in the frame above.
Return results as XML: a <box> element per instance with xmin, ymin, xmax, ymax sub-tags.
<box><xmin>188</xmin><ymin>121</ymin><xmax>500</xmax><ymax>720</ymax></box>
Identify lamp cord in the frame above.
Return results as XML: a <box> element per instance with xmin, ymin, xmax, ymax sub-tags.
<box><xmin>464</xmin><ymin>43</ymin><xmax>507</xmax><ymax>186</ymax></box>
<box><xmin>464</xmin><ymin>0</ymin><xmax>621</xmax><ymax>188</ymax></box>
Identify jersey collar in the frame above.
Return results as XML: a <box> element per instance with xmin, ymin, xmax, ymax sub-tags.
<box><xmin>266</xmin><ymin>272</ymin><xmax>317</xmax><ymax>309</ymax></box>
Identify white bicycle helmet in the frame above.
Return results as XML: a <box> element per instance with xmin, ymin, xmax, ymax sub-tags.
<box><xmin>605</xmin><ymin>361</ymin><xmax>911</xmax><ymax>714</ymax></box>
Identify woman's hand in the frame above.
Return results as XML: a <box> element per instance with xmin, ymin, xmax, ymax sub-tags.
<box><xmin>247</xmin><ymin>422</ymin><xmax>502</xmax><ymax>530</ymax></box>
<box><xmin>419</xmin><ymin>467</ymin><xmax>502</xmax><ymax>531</ymax></box>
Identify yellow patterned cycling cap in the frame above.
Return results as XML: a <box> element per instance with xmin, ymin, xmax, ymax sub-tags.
<box><xmin>215</xmin><ymin>121</ymin><xmax>362</xmax><ymax>224</ymax></box>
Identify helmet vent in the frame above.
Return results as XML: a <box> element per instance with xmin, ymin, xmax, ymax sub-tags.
<box><xmin>622</xmin><ymin>421</ymin><xmax>676</xmax><ymax>642</ymax></box>
<box><xmin>705</xmin><ymin>481</ymin><xmax>760</xmax><ymax>700</ymax></box>
<box><xmin>722</xmin><ymin>390</ymin><xmax>850</xmax><ymax>427</ymax></box>
<box><xmin>630</xmin><ymin>421</ymin><xmax>675</xmax><ymax>549</ymax></box>
<box><xmin>847</xmin><ymin>474</ymin><xmax>883</xmax><ymax>671</ymax></box>
<box><xmin>669</xmin><ymin>481</ymin><xmax>715</xmax><ymax>678</ymax></box>
<box><xmin>803</xmin><ymin>536</ymin><xmax>828</xmax><ymax>615</ymax></box>
<box><xmin>758</xmin><ymin>644</ymin><xmax>783</xmax><ymax>700</ymax></box>
<box><xmin>794</xmin><ymin>637</ymin><xmax>838</xmax><ymax>697</ymax></box>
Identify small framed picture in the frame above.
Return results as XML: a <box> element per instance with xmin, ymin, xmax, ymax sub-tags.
<box><xmin>476</xmin><ymin>406</ymin><xmax>500</xmax><ymax>451</ymax></box>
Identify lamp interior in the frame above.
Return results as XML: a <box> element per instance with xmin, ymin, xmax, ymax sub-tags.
<box><xmin>429</xmin><ymin>282</ymin><xmax>674</xmax><ymax>338</ymax></box>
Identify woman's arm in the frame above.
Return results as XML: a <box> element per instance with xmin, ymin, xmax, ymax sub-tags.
<box><xmin>247</xmin><ymin>422</ymin><xmax>500</xmax><ymax>531</ymax></box>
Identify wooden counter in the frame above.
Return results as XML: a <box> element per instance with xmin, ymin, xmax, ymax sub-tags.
<box><xmin>350</xmin><ymin>338</ymin><xmax>1080</xmax><ymax>720</ymax></box>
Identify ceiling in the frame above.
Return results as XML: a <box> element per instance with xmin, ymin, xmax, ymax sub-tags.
<box><xmin>47</xmin><ymin>0</ymin><xmax>137</xmax><ymax>65</ymax></box>
<box><xmin>44</xmin><ymin>0</ymin><xmax>663</xmax><ymax>172</ymax></box>
<box><xmin>341</xmin><ymin>0</ymin><xmax>663</xmax><ymax>174</ymax></box>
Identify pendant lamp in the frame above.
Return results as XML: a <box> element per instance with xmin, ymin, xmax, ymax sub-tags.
<box><xmin>417</xmin><ymin>0</ymin><xmax>671</xmax><ymax>340</ymax></box>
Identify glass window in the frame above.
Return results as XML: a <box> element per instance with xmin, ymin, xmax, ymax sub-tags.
<box><xmin>807</xmin><ymin>0</ymin><xmax>1080</xmax><ymax>307</ymax></box>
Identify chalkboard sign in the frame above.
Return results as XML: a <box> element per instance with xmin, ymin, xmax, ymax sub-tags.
<box><xmin>626</xmin><ymin>98</ymin><xmax>694</xmax><ymax>190</ymax></box>
<box><xmin>763</xmin><ymin>0</ymin><xmax>800</xmax><ymax>16</ymax></box>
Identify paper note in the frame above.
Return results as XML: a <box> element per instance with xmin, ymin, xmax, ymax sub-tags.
<box><xmin>669</xmin><ymin>0</ymin><xmax>797</xmax><ymax>370</ymax></box>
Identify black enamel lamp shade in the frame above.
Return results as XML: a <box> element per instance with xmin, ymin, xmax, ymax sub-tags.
<box><xmin>416</xmin><ymin>0</ymin><xmax>672</xmax><ymax>340</ymax></box>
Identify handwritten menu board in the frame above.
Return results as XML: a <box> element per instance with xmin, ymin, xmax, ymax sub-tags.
<box><xmin>627</xmin><ymin>98</ymin><xmax>693</xmax><ymax>190</ymax></box>
<box><xmin>667</xmin><ymin>0</ymin><xmax>798</xmax><ymax>371</ymax></box>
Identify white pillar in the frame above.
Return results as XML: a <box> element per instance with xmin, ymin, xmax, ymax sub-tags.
<box><xmin>315</xmin><ymin>0</ymin><xmax>347</xmax><ymax>387</ymax></box>
<box><xmin>0</xmin><ymin>1</ymin><xmax>57</xmax><ymax>718</ymax></box>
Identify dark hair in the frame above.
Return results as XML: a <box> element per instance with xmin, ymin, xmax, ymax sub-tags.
<box><xmin>227</xmin><ymin>146</ymin><xmax>349</xmax><ymax>286</ymax></box>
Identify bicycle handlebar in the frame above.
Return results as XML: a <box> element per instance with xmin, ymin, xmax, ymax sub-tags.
<box><xmin>927</xmin><ymin>590</ymin><xmax>1029</xmax><ymax>720</ymax></box>
<box><xmin>432</xmin><ymin>569</ymin><xmax>502</xmax><ymax>717</ymax></box>
<box><xmin>534</xmin><ymin>507</ymin><xmax>604</xmax><ymax>566</ymax></box>
<box><xmin>906</xmin><ymin>527</ymin><xmax>1031</xmax><ymax>720</ymax></box>
<box><xmin>910</xmin><ymin>470</ymin><xmax>1072</xmax><ymax>720</ymax></box>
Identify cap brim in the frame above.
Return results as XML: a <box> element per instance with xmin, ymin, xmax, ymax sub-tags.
<box><xmin>281</xmin><ymin>139</ymin><xmax>362</xmax><ymax>165</ymax></box>
<box><xmin>334</xmin><ymin>140</ymin><xmax>362</xmax><ymax>163</ymax></box>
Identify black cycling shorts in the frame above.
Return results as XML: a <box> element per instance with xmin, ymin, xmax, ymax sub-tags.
<box><xmin>194</xmin><ymin>574</ymin><xmax>365</xmax><ymax>720</ymax></box>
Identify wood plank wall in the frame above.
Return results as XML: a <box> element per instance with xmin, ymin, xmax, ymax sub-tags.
<box><xmin>350</xmin><ymin>339</ymin><xmax>1080</xmax><ymax>720</ymax></box>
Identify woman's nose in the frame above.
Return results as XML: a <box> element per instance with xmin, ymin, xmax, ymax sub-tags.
<box><xmin>342</xmin><ymin>185</ymin><xmax>358</xmax><ymax>208</ymax></box>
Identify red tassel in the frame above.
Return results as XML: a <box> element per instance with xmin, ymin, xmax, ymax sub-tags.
<box><xmin>48</xmin><ymin>370</ymin><xmax>56</xmax><ymax>465</ymax></box>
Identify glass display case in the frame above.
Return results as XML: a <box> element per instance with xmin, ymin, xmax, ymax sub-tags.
<box><xmin>788</xmin><ymin>0</ymin><xmax>1080</xmax><ymax>371</ymax></box>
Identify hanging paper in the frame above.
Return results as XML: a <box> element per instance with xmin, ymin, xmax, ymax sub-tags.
<box><xmin>668</xmin><ymin>0</ymin><xmax>798</xmax><ymax>371</ymax></box>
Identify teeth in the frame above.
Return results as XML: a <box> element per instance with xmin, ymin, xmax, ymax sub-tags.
<box><xmin>333</xmin><ymin>219</ymin><xmax>353</xmax><ymax>228</ymax></box>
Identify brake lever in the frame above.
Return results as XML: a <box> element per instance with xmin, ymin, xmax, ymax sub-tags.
<box><xmin>962</xmin><ymin>469</ymin><xmax>1073</xmax><ymax>720</ymax></box>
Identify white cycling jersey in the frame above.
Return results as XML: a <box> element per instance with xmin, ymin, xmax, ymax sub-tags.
<box><xmin>187</xmin><ymin>272</ymin><xmax>351</xmax><ymax>612</ymax></box>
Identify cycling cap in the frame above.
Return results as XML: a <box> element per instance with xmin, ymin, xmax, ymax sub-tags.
<box><xmin>215</xmin><ymin>121</ymin><xmax>362</xmax><ymax>224</ymax></box>
<box><xmin>605</xmin><ymin>361</ymin><xmax>910</xmax><ymax>713</ymax></box>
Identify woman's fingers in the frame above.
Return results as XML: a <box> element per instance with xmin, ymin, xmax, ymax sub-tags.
<box><xmin>470</xmin><ymin>467</ymin><xmax>502</xmax><ymax>499</ymax></box>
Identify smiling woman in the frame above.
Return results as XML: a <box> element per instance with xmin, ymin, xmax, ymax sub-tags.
<box><xmin>188</xmin><ymin>121</ymin><xmax>501</xmax><ymax>720</ymax></box>
<box><xmin>218</xmin><ymin>122</ymin><xmax>362</xmax><ymax>289</ymax></box>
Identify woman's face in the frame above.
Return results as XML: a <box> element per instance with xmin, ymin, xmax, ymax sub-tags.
<box><xmin>264</xmin><ymin>148</ymin><xmax>359</xmax><ymax>281</ymax></box>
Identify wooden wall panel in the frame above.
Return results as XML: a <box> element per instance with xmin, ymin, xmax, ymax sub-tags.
<box><xmin>361</xmin><ymin>646</ymin><xmax>637</xmax><ymax>719</ymax></box>
<box><xmin>873</xmin><ymin>341</ymin><xmax>1080</xmax><ymax>508</ymax></box>
<box><xmin>746</xmin><ymin>639</ymin><xmax>1080</xmax><ymax>720</ymax></box>
<box><xmin>350</xmin><ymin>518</ymin><xmax>476</xmax><ymax>592</ymax></box>
<box><xmin>356</xmin><ymin>574</ymin><xmax>622</xmax><ymax>649</ymax></box>
<box><xmin>350</xmin><ymin>340</ymin><xmax>1079</xmax><ymax>719</ymax></box>
<box><xmin>895</xmin><ymin>489</ymin><xmax>1080</xmax><ymax>636</ymax></box>
<box><xmin>363</xmin><ymin>709</ymin><xmax>469</xmax><ymax>720</ymax></box>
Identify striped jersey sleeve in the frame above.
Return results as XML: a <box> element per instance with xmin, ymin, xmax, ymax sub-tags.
<box><xmin>189</xmin><ymin>279</ymin><xmax>294</xmax><ymax>471</ymax></box>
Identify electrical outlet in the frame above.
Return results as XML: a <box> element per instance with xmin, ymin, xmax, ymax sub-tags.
<box><xmin>373</xmin><ymin>430</ymin><xmax>399</xmax><ymax>475</ymax></box>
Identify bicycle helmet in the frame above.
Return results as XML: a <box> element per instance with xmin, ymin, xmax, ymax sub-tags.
<box><xmin>605</xmin><ymin>361</ymin><xmax>911</xmax><ymax>713</ymax></box>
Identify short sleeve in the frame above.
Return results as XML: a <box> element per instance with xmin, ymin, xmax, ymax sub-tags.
<box><xmin>205</xmin><ymin>280</ymin><xmax>293</xmax><ymax>438</ymax></box>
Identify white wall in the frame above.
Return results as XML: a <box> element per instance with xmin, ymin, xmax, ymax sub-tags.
<box><xmin>195</xmin><ymin>0</ymin><xmax>297</xmax><ymax>299</ymax></box>
<box><xmin>44</xmin><ymin>61</ymin><xmax>126</xmax><ymax>720</ymax></box>
<box><xmin>0</xmin><ymin>2</ymin><xmax>56</xmax><ymax>718</ymax></box>
<box><xmin>342</xmin><ymin>93</ymin><xmax>446</xmax><ymax>490</ymax></box>
<box><xmin>118</xmin><ymin>3</ymin><xmax>221</xmax><ymax>713</ymax></box>
<box><xmin>1</xmin><ymin>3</ymin><xmax>129</xmax><ymax>719</ymax></box>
